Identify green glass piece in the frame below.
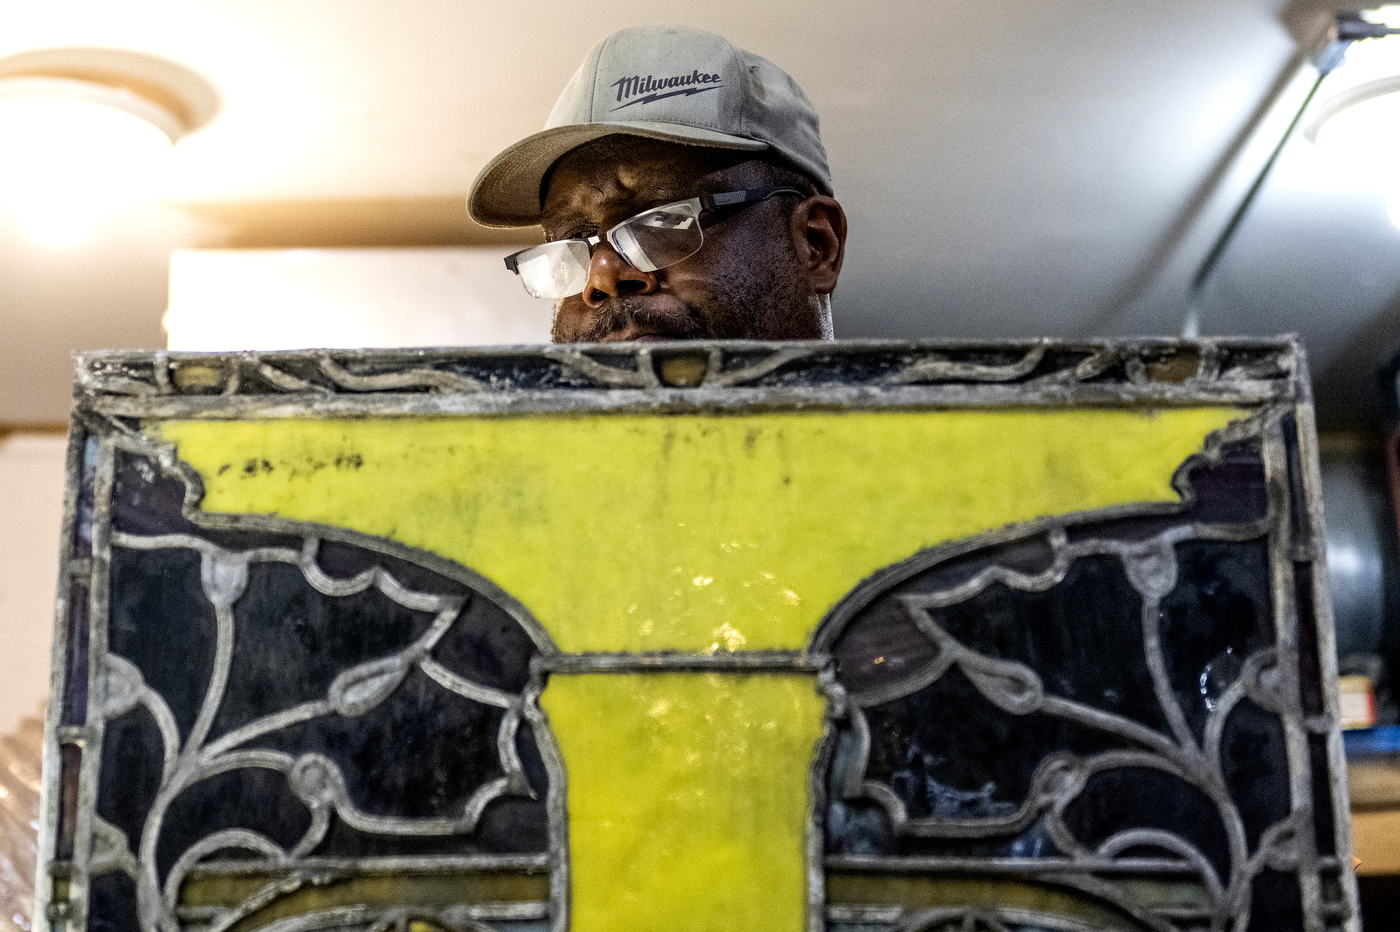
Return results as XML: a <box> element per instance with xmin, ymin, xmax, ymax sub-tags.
<box><xmin>181</xmin><ymin>866</ymin><xmax>549</xmax><ymax>932</ymax></box>
<box><xmin>826</xmin><ymin>870</ymin><xmax>1161</xmax><ymax>930</ymax></box>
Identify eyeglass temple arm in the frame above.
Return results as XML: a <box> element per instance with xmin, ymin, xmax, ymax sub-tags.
<box><xmin>699</xmin><ymin>187</ymin><xmax>805</xmax><ymax>211</ymax></box>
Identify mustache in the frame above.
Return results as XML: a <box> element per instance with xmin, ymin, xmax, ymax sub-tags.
<box><xmin>574</xmin><ymin>297</ymin><xmax>712</xmax><ymax>342</ymax></box>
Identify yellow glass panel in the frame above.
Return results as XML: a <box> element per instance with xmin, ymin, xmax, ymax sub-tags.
<box><xmin>154</xmin><ymin>408</ymin><xmax>1240</xmax><ymax>653</ymax></box>
<box><xmin>540</xmin><ymin>671</ymin><xmax>827</xmax><ymax>932</ymax></box>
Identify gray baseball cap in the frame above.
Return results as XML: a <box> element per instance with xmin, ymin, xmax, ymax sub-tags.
<box><xmin>468</xmin><ymin>25</ymin><xmax>831</xmax><ymax>228</ymax></box>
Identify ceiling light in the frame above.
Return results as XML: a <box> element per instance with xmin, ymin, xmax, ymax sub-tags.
<box><xmin>1307</xmin><ymin>9</ymin><xmax>1400</xmax><ymax>230</ymax></box>
<box><xmin>1312</xmin><ymin>86</ymin><xmax>1400</xmax><ymax>228</ymax></box>
<box><xmin>1373</xmin><ymin>4</ymin><xmax>1400</xmax><ymax>28</ymax></box>
<box><xmin>0</xmin><ymin>48</ymin><xmax>217</xmax><ymax>247</ymax></box>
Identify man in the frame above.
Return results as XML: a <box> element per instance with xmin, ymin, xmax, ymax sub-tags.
<box><xmin>468</xmin><ymin>25</ymin><xmax>846</xmax><ymax>343</ymax></box>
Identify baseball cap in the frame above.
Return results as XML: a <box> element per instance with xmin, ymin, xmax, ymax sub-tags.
<box><xmin>468</xmin><ymin>25</ymin><xmax>831</xmax><ymax>228</ymax></box>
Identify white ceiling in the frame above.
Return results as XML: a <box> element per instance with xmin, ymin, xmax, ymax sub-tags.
<box><xmin>1</xmin><ymin>0</ymin><xmax>1397</xmax><ymax>424</ymax></box>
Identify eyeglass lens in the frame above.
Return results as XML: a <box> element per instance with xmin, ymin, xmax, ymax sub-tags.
<box><xmin>608</xmin><ymin>203</ymin><xmax>702</xmax><ymax>273</ymax></box>
<box><xmin>514</xmin><ymin>239</ymin><xmax>592</xmax><ymax>299</ymax></box>
<box><xmin>505</xmin><ymin>188</ymin><xmax>799</xmax><ymax>300</ymax></box>
<box><xmin>508</xmin><ymin>201</ymin><xmax>705</xmax><ymax>300</ymax></box>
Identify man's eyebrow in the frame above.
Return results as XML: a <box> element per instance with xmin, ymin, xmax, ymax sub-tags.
<box><xmin>539</xmin><ymin>205</ymin><xmax>589</xmax><ymax>239</ymax></box>
<box><xmin>540</xmin><ymin>175</ymin><xmax>720</xmax><ymax>236</ymax></box>
<box><xmin>643</xmin><ymin>181</ymin><xmax>688</xmax><ymax>201</ymax></box>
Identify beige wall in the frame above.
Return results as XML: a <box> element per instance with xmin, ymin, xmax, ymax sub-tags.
<box><xmin>0</xmin><ymin>432</ymin><xmax>65</xmax><ymax>737</ymax></box>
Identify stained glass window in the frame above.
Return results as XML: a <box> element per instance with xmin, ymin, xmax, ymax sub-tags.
<box><xmin>39</xmin><ymin>340</ymin><xmax>1359</xmax><ymax>932</ymax></box>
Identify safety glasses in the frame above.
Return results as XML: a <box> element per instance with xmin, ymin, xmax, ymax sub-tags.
<box><xmin>504</xmin><ymin>186</ymin><xmax>803</xmax><ymax>299</ymax></box>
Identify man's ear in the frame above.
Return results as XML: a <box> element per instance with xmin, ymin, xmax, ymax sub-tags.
<box><xmin>789</xmin><ymin>196</ymin><xmax>847</xmax><ymax>295</ymax></box>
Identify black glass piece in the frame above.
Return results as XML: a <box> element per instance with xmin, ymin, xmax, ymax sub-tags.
<box><xmin>729</xmin><ymin>347</ymin><xmax>1056</xmax><ymax>389</ymax></box>
<box><xmin>824</xmin><ymin>800</ymin><xmax>894</xmax><ymax>858</ymax></box>
<box><xmin>1294</xmin><ymin>565</ymin><xmax>1325</xmax><ymax>718</ymax></box>
<box><xmin>1296</xmin><ymin>561</ymin><xmax>1339</xmax><ymax>856</ymax></box>
<box><xmin>834</xmin><ymin>534</ymin><xmax>1114</xmax><ymax>702</ymax></box>
<box><xmin>304</xmin><ymin>797</ymin><xmax>548</xmax><ymax>859</ymax></box>
<box><xmin>111</xmin><ymin>452</ymin><xmax>303</xmax><ymax>551</ymax></box>
<box><xmin>859</xmin><ymin>667</ymin><xmax>1121</xmax><ymax>839</ymax></box>
<box><xmin>1062</xmin><ymin>766</ymin><xmax>1231</xmax><ymax>880</ymax></box>
<box><xmin>110</xmin><ymin>451</ymin><xmax>188</xmax><ymax>537</ymax></box>
<box><xmin>95</xmin><ymin>706</ymin><xmax>167</xmax><ymax>858</ymax></box>
<box><xmin>1062</xmin><ymin>443</ymin><xmax>1268</xmax><ymax>544</ymax></box>
<box><xmin>1246</xmin><ymin>868</ymin><xmax>1304</xmax><ymax>932</ymax></box>
<box><xmin>243</xmin><ymin>352</ymin><xmax>602</xmax><ymax>393</ymax></box>
<box><xmin>1309</xmin><ymin>733</ymin><xmax>1337</xmax><ymax>858</ymax></box>
<box><xmin>824</xmin><ymin>723</ymin><xmax>895</xmax><ymax>857</ymax></box>
<box><xmin>1158</xmin><ymin>539</ymin><xmax>1274</xmax><ymax>744</ymax></box>
<box><xmin>1280</xmin><ymin>415</ymin><xmax>1312</xmax><ymax>547</ymax></box>
<box><xmin>107</xmin><ymin>547</ymin><xmax>218</xmax><ymax>743</ymax></box>
<box><xmin>305</xmin><ymin>822</ymin><xmax>489</xmax><ymax>860</ymax></box>
<box><xmin>60</xmin><ymin>583</ymin><xmax>88</xmax><ymax>726</ymax></box>
<box><xmin>934</xmin><ymin>555</ymin><xmax>1165</xmax><ymax>725</ymax></box>
<box><xmin>473</xmin><ymin>793</ymin><xmax>551</xmax><ymax>855</ymax></box>
<box><xmin>1182</xmin><ymin>442</ymin><xmax>1269</xmax><ymax>524</ymax></box>
<box><xmin>437</xmin><ymin>353</ymin><xmax>604</xmax><ymax>390</ymax></box>
<box><xmin>1296</xmin><ymin>560</ymin><xmax>1341</xmax><ymax>852</ymax></box>
<box><xmin>95</xmin><ymin>450</ymin><xmax>551</xmax><ymax>905</ymax></box>
<box><xmin>155</xmin><ymin>765</ymin><xmax>313</xmax><ymax>881</ymax></box>
<box><xmin>1220</xmin><ymin>699</ymin><xmax>1291</xmax><ymax>853</ymax></box>
<box><xmin>830</xmin><ymin>600</ymin><xmax>937</xmax><ymax>698</ymax></box>
<box><xmin>824</xmin><ymin>466</ymin><xmax>1294</xmax><ymax>915</ymax></box>
<box><xmin>430</xmin><ymin>595</ymin><xmax>539</xmax><ymax>695</ymax></box>
<box><xmin>210</xmin><ymin>561</ymin><xmax>438</xmax><ymax>740</ymax></box>
<box><xmin>316</xmin><ymin>538</ymin><xmax>468</xmax><ymax>596</ymax></box>
<box><xmin>87</xmin><ymin>871</ymin><xmax>138</xmax><ymax>932</ymax></box>
<box><xmin>248</xmin><ymin>669</ymin><xmax>506</xmax><ymax>820</ymax></box>
<box><xmin>74</xmin><ymin>437</ymin><xmax>97</xmax><ymax>560</ymax></box>
<box><xmin>842</xmin><ymin>554</ymin><xmax>1173</xmax><ymax>735</ymax></box>
<box><xmin>54</xmin><ymin>744</ymin><xmax>81</xmax><ymax>861</ymax></box>
<box><xmin>514</xmin><ymin>720</ymin><xmax>549</xmax><ymax>803</ymax></box>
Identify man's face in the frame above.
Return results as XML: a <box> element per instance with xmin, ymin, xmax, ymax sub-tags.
<box><xmin>541</xmin><ymin>138</ymin><xmax>824</xmax><ymax>343</ymax></box>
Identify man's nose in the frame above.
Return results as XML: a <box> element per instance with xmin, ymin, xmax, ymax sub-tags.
<box><xmin>582</xmin><ymin>241</ymin><xmax>659</xmax><ymax>307</ymax></box>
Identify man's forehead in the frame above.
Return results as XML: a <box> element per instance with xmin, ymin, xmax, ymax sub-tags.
<box><xmin>544</xmin><ymin>160</ymin><xmax>688</xmax><ymax>213</ymax></box>
<box><xmin>541</xmin><ymin>138</ymin><xmax>752</xmax><ymax>225</ymax></box>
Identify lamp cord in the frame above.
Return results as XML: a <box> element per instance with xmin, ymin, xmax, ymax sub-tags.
<box><xmin>1189</xmin><ymin>70</ymin><xmax>1328</xmax><ymax>296</ymax></box>
<box><xmin>1189</xmin><ymin>12</ymin><xmax>1400</xmax><ymax>300</ymax></box>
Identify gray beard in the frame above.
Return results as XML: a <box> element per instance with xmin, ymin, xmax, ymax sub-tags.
<box><xmin>559</xmin><ymin>295</ymin><xmax>713</xmax><ymax>343</ymax></box>
<box><xmin>551</xmin><ymin>256</ymin><xmax>819</xmax><ymax>343</ymax></box>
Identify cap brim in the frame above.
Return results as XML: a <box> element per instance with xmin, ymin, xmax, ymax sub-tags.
<box><xmin>467</xmin><ymin>121</ymin><xmax>769</xmax><ymax>228</ymax></box>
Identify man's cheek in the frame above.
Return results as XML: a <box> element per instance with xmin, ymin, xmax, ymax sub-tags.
<box><xmin>551</xmin><ymin>297</ymin><xmax>590</xmax><ymax>342</ymax></box>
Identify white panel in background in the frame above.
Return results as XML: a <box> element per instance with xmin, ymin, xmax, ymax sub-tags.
<box><xmin>0</xmin><ymin>433</ymin><xmax>66</xmax><ymax>737</ymax></box>
<box><xmin>165</xmin><ymin>247</ymin><xmax>553</xmax><ymax>350</ymax></box>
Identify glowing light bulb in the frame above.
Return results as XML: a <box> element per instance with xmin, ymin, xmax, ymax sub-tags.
<box><xmin>0</xmin><ymin>93</ymin><xmax>174</xmax><ymax>246</ymax></box>
<box><xmin>1313</xmin><ymin>89</ymin><xmax>1400</xmax><ymax>231</ymax></box>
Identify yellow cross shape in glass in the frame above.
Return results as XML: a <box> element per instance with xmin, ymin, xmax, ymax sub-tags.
<box><xmin>154</xmin><ymin>407</ymin><xmax>1239</xmax><ymax>932</ymax></box>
